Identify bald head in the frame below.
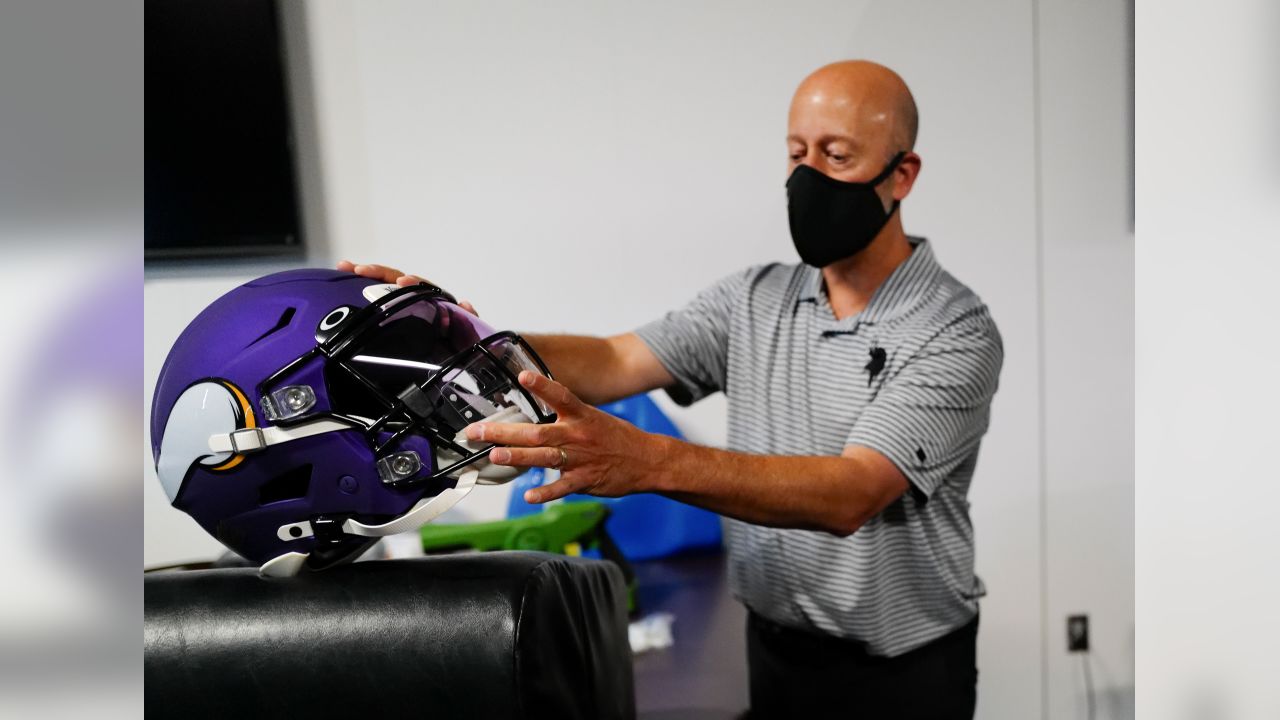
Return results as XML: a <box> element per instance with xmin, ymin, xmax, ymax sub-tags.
<box><xmin>792</xmin><ymin>60</ymin><xmax>918</xmax><ymax>151</ymax></box>
<box><xmin>787</xmin><ymin>61</ymin><xmax>919</xmax><ymax>182</ymax></box>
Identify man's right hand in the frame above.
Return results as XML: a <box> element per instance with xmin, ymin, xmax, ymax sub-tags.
<box><xmin>337</xmin><ymin>260</ymin><xmax>478</xmax><ymax>315</ymax></box>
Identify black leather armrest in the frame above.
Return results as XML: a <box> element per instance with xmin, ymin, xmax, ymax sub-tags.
<box><xmin>145</xmin><ymin>552</ymin><xmax>635</xmax><ymax>719</ymax></box>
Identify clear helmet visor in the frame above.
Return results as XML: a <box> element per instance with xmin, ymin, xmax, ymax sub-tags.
<box><xmin>343</xmin><ymin>296</ymin><xmax>493</xmax><ymax>391</ymax></box>
<box><xmin>409</xmin><ymin>335</ymin><xmax>554</xmax><ymax>434</ymax></box>
<box><xmin>333</xmin><ymin>296</ymin><xmax>554</xmax><ymax>437</ymax></box>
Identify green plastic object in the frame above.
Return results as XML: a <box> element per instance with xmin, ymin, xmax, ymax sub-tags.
<box><xmin>419</xmin><ymin>501</ymin><xmax>638</xmax><ymax>612</ymax></box>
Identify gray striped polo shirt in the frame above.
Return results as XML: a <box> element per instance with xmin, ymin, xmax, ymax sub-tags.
<box><xmin>633</xmin><ymin>237</ymin><xmax>1003</xmax><ymax>657</ymax></box>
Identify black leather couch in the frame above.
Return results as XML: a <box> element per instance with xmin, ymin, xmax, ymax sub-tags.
<box><xmin>145</xmin><ymin>551</ymin><xmax>636</xmax><ymax>719</ymax></box>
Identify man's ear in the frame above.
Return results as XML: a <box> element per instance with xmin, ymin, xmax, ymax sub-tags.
<box><xmin>891</xmin><ymin>152</ymin><xmax>923</xmax><ymax>202</ymax></box>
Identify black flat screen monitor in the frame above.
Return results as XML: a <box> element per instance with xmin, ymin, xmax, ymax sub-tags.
<box><xmin>146</xmin><ymin>0</ymin><xmax>302</xmax><ymax>259</ymax></box>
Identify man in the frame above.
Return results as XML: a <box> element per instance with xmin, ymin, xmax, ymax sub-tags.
<box><xmin>342</xmin><ymin>59</ymin><xmax>1002</xmax><ymax>719</ymax></box>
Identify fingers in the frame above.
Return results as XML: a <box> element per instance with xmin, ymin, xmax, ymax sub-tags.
<box><xmin>338</xmin><ymin>261</ymin><xmax>409</xmax><ymax>285</ymax></box>
<box><xmin>489</xmin><ymin>446</ymin><xmax>562</xmax><ymax>468</ymax></box>
<box><xmin>517</xmin><ymin>371</ymin><xmax>584</xmax><ymax>417</ymax></box>
<box><xmin>465</xmin><ymin>420</ymin><xmax>561</xmax><ymax>447</ymax></box>
<box><xmin>337</xmin><ymin>262</ymin><xmax>470</xmax><ymax>307</ymax></box>
<box><xmin>524</xmin><ymin>476</ymin><xmax>580</xmax><ymax>504</ymax></box>
<box><xmin>357</xmin><ymin>264</ymin><xmax>407</xmax><ymax>283</ymax></box>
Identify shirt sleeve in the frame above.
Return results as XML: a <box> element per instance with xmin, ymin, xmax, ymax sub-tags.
<box><xmin>845</xmin><ymin>308</ymin><xmax>1004</xmax><ymax>500</ymax></box>
<box><xmin>631</xmin><ymin>267</ymin><xmax>755</xmax><ymax>406</ymax></box>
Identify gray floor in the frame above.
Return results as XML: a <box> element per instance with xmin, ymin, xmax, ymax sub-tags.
<box><xmin>632</xmin><ymin>551</ymin><xmax>748</xmax><ymax>719</ymax></box>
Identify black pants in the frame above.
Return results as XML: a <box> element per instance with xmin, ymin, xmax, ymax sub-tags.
<box><xmin>746</xmin><ymin>611</ymin><xmax>978</xmax><ymax>720</ymax></box>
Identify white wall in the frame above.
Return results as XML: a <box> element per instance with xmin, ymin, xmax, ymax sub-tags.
<box><xmin>144</xmin><ymin>1</ymin><xmax>1133</xmax><ymax>717</ymax></box>
<box><xmin>1038</xmin><ymin>0</ymin><xmax>1135</xmax><ymax>717</ymax></box>
<box><xmin>1136</xmin><ymin>0</ymin><xmax>1280</xmax><ymax>716</ymax></box>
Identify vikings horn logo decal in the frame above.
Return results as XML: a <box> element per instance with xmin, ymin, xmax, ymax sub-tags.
<box><xmin>155</xmin><ymin>379</ymin><xmax>256</xmax><ymax>503</ymax></box>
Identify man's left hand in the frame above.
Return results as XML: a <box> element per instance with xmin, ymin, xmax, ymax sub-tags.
<box><xmin>465</xmin><ymin>371</ymin><xmax>667</xmax><ymax>504</ymax></box>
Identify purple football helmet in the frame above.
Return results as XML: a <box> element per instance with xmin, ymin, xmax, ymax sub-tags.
<box><xmin>151</xmin><ymin>269</ymin><xmax>555</xmax><ymax>576</ymax></box>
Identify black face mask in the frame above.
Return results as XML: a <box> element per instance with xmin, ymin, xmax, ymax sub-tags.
<box><xmin>786</xmin><ymin>151</ymin><xmax>906</xmax><ymax>268</ymax></box>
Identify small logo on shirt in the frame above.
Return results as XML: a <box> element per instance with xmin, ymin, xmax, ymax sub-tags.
<box><xmin>865</xmin><ymin>346</ymin><xmax>887</xmax><ymax>386</ymax></box>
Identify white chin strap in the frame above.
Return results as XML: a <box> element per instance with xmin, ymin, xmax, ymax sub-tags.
<box><xmin>269</xmin><ymin>467</ymin><xmax>481</xmax><ymax>546</ymax></box>
<box><xmin>260</xmin><ymin>465</ymin><xmax>484</xmax><ymax>576</ymax></box>
<box><xmin>246</xmin><ymin>410</ymin><xmax>529</xmax><ymax>578</ymax></box>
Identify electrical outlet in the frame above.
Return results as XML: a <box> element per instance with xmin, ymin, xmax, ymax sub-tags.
<box><xmin>1067</xmin><ymin>614</ymin><xmax>1089</xmax><ymax>652</ymax></box>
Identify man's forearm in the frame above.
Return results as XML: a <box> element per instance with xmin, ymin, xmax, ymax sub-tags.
<box><xmin>521</xmin><ymin>334</ymin><xmax>622</xmax><ymax>405</ymax></box>
<box><xmin>522</xmin><ymin>333</ymin><xmax>671</xmax><ymax>406</ymax></box>
<box><xmin>647</xmin><ymin>436</ymin><xmax>907</xmax><ymax>537</ymax></box>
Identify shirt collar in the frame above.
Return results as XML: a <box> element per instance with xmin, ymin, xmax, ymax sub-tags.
<box><xmin>797</xmin><ymin>236</ymin><xmax>941</xmax><ymax>325</ymax></box>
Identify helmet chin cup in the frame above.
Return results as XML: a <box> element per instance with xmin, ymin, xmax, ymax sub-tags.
<box><xmin>474</xmin><ymin>462</ymin><xmax>521</xmax><ymax>485</ymax></box>
<box><xmin>259</xmin><ymin>551</ymin><xmax>310</xmax><ymax>578</ymax></box>
<box><xmin>442</xmin><ymin>404</ymin><xmax>529</xmax><ymax>485</ymax></box>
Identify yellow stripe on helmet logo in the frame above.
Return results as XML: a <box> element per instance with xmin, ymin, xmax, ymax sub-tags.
<box><xmin>210</xmin><ymin>380</ymin><xmax>256</xmax><ymax>472</ymax></box>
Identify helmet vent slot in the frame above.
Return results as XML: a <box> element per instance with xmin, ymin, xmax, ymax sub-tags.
<box><xmin>258</xmin><ymin>464</ymin><xmax>312</xmax><ymax>505</ymax></box>
<box><xmin>247</xmin><ymin>307</ymin><xmax>297</xmax><ymax>348</ymax></box>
